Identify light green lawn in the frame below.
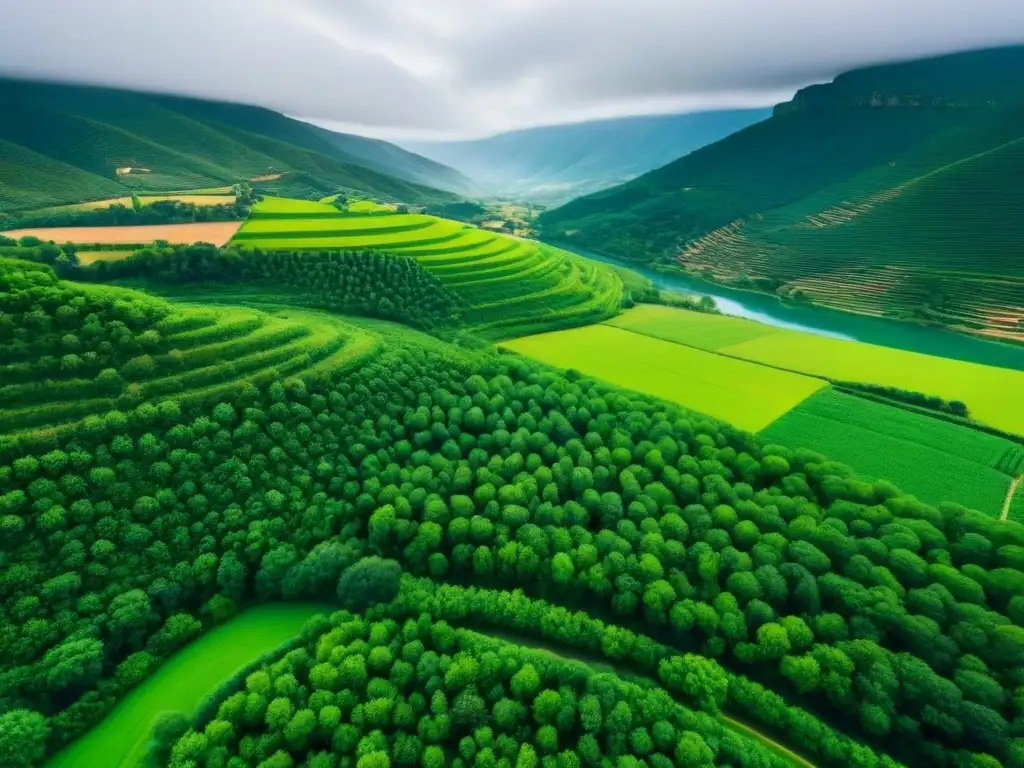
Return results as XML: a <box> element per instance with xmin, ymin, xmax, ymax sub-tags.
<box><xmin>47</xmin><ymin>603</ymin><xmax>330</xmax><ymax>768</ymax></box>
<box><xmin>607</xmin><ymin>306</ymin><xmax>1024</xmax><ymax>434</ymax></box>
<box><xmin>505</xmin><ymin>324</ymin><xmax>827</xmax><ymax>431</ymax></box>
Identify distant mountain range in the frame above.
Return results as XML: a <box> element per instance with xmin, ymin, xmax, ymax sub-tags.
<box><xmin>539</xmin><ymin>45</ymin><xmax>1024</xmax><ymax>342</ymax></box>
<box><xmin>0</xmin><ymin>78</ymin><xmax>473</xmax><ymax>213</ymax></box>
<box><xmin>402</xmin><ymin>109</ymin><xmax>771</xmax><ymax>204</ymax></box>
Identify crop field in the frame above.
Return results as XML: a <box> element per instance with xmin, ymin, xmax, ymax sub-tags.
<box><xmin>75</xmin><ymin>249</ymin><xmax>135</xmax><ymax>265</ymax></box>
<box><xmin>608</xmin><ymin>304</ymin><xmax>781</xmax><ymax>349</ymax></box>
<box><xmin>608</xmin><ymin>305</ymin><xmax>1024</xmax><ymax>434</ymax></box>
<box><xmin>504</xmin><ymin>324</ymin><xmax>827</xmax><ymax>431</ymax></box>
<box><xmin>1</xmin><ymin>220</ymin><xmax>243</xmax><ymax>246</ymax></box>
<box><xmin>46</xmin><ymin>604</ymin><xmax>328</xmax><ymax>768</ymax></box>
<box><xmin>677</xmin><ymin>119</ymin><xmax>1024</xmax><ymax>342</ymax></box>
<box><xmin>762</xmin><ymin>388</ymin><xmax>1017</xmax><ymax>514</ymax></box>
<box><xmin>250</xmin><ymin>195</ymin><xmax>340</xmax><ymax>215</ymax></box>
<box><xmin>0</xmin><ymin>281</ymin><xmax>379</xmax><ymax>449</ymax></box>
<box><xmin>347</xmin><ymin>199</ymin><xmax>397</xmax><ymax>212</ymax></box>
<box><xmin>232</xmin><ymin>199</ymin><xmax>625</xmax><ymax>338</ymax></box>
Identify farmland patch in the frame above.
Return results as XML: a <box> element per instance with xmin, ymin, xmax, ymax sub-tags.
<box><xmin>2</xmin><ymin>221</ymin><xmax>243</xmax><ymax>246</ymax></box>
<box><xmin>505</xmin><ymin>324</ymin><xmax>827</xmax><ymax>431</ymax></box>
<box><xmin>762</xmin><ymin>388</ymin><xmax>1016</xmax><ymax>514</ymax></box>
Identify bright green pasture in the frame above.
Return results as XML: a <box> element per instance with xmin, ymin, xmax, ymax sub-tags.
<box><xmin>762</xmin><ymin>388</ymin><xmax>1015</xmax><ymax>515</ymax></box>
<box><xmin>608</xmin><ymin>306</ymin><xmax>1024</xmax><ymax>434</ymax></box>
<box><xmin>251</xmin><ymin>196</ymin><xmax>339</xmax><ymax>215</ymax></box>
<box><xmin>348</xmin><ymin>199</ymin><xmax>397</xmax><ymax>212</ymax></box>
<box><xmin>235</xmin><ymin>213</ymin><xmax>433</xmax><ymax>235</ymax></box>
<box><xmin>505</xmin><ymin>324</ymin><xmax>827</xmax><ymax>431</ymax></box>
<box><xmin>608</xmin><ymin>305</ymin><xmax>780</xmax><ymax>350</ymax></box>
<box><xmin>47</xmin><ymin>604</ymin><xmax>329</xmax><ymax>768</ymax></box>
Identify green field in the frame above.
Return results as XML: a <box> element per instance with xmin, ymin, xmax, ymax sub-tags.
<box><xmin>762</xmin><ymin>388</ymin><xmax>1018</xmax><ymax>514</ymax></box>
<box><xmin>609</xmin><ymin>305</ymin><xmax>1024</xmax><ymax>434</ymax></box>
<box><xmin>232</xmin><ymin>202</ymin><xmax>625</xmax><ymax>339</ymax></box>
<box><xmin>46</xmin><ymin>604</ymin><xmax>328</xmax><ymax>768</ymax></box>
<box><xmin>504</xmin><ymin>324</ymin><xmax>827</xmax><ymax>431</ymax></box>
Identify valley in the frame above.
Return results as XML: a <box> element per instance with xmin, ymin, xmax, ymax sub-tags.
<box><xmin>2</xmin><ymin>39</ymin><xmax>1024</xmax><ymax>768</ymax></box>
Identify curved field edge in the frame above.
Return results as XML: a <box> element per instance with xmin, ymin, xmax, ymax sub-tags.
<box><xmin>475</xmin><ymin>627</ymin><xmax>813</xmax><ymax>768</ymax></box>
<box><xmin>46</xmin><ymin>603</ymin><xmax>330</xmax><ymax>768</ymax></box>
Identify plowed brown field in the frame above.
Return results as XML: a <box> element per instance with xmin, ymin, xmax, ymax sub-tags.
<box><xmin>3</xmin><ymin>221</ymin><xmax>243</xmax><ymax>246</ymax></box>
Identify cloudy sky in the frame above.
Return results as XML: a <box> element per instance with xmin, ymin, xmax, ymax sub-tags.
<box><xmin>1</xmin><ymin>0</ymin><xmax>1023</xmax><ymax>140</ymax></box>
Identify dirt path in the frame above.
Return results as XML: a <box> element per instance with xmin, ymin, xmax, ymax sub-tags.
<box><xmin>1001</xmin><ymin>475</ymin><xmax>1023</xmax><ymax>521</ymax></box>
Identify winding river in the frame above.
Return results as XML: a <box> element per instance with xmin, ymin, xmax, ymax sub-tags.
<box><xmin>560</xmin><ymin>243</ymin><xmax>1024</xmax><ymax>372</ymax></box>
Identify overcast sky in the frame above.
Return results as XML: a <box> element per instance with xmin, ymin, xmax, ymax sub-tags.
<box><xmin>1</xmin><ymin>0</ymin><xmax>1023</xmax><ymax>140</ymax></box>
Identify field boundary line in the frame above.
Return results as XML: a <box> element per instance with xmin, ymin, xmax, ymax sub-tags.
<box><xmin>1002</xmin><ymin>475</ymin><xmax>1023</xmax><ymax>521</ymax></box>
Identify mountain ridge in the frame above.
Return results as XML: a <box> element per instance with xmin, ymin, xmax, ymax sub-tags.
<box><xmin>0</xmin><ymin>78</ymin><xmax>469</xmax><ymax>212</ymax></box>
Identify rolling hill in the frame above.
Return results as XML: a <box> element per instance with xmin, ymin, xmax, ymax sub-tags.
<box><xmin>0</xmin><ymin>78</ymin><xmax>470</xmax><ymax>213</ymax></box>
<box><xmin>539</xmin><ymin>45</ymin><xmax>1024</xmax><ymax>341</ymax></box>
<box><xmin>403</xmin><ymin>108</ymin><xmax>770</xmax><ymax>204</ymax></box>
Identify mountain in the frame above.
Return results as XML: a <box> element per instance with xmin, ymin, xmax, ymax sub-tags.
<box><xmin>403</xmin><ymin>109</ymin><xmax>770</xmax><ymax>204</ymax></box>
<box><xmin>539</xmin><ymin>45</ymin><xmax>1024</xmax><ymax>342</ymax></box>
<box><xmin>0</xmin><ymin>78</ymin><xmax>467</xmax><ymax>212</ymax></box>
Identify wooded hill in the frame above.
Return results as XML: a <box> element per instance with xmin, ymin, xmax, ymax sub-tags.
<box><xmin>0</xmin><ymin>79</ymin><xmax>473</xmax><ymax>213</ymax></box>
<box><xmin>539</xmin><ymin>46</ymin><xmax>1024</xmax><ymax>341</ymax></box>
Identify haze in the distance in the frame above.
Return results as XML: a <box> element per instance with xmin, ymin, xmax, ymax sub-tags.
<box><xmin>1</xmin><ymin>0</ymin><xmax>1023</xmax><ymax>139</ymax></box>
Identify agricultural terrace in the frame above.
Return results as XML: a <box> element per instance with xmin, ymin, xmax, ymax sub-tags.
<box><xmin>504</xmin><ymin>324</ymin><xmax>827</xmax><ymax>431</ymax></box>
<box><xmin>0</xmin><ymin>259</ymin><xmax>379</xmax><ymax>448</ymax></box>
<box><xmin>233</xmin><ymin>197</ymin><xmax>624</xmax><ymax>339</ymax></box>
<box><xmin>46</xmin><ymin>604</ymin><xmax>328</xmax><ymax>768</ymax></box>
<box><xmin>609</xmin><ymin>305</ymin><xmax>1024</xmax><ymax>434</ymax></box>
<box><xmin>1</xmin><ymin>221</ymin><xmax>243</xmax><ymax>246</ymax></box>
<box><xmin>345</xmin><ymin>199</ymin><xmax>397</xmax><ymax>213</ymax></box>
<box><xmin>762</xmin><ymin>388</ymin><xmax>1022</xmax><ymax>515</ymax></box>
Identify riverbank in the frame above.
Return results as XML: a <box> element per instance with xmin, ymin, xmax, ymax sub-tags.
<box><xmin>547</xmin><ymin>240</ymin><xmax>1024</xmax><ymax>372</ymax></box>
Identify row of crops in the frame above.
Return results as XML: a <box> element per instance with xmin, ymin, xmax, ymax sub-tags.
<box><xmin>677</xmin><ymin>109</ymin><xmax>1024</xmax><ymax>342</ymax></box>
<box><xmin>234</xmin><ymin>197</ymin><xmax>625</xmax><ymax>339</ymax></box>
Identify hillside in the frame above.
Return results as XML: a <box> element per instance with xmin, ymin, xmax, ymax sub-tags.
<box><xmin>538</xmin><ymin>46</ymin><xmax>1024</xmax><ymax>340</ymax></box>
<box><xmin>404</xmin><ymin>108</ymin><xmax>770</xmax><ymax>204</ymax></box>
<box><xmin>0</xmin><ymin>78</ymin><xmax>467</xmax><ymax>212</ymax></box>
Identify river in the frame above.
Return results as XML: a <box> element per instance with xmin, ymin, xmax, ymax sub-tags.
<box><xmin>558</xmin><ymin>243</ymin><xmax>1024</xmax><ymax>372</ymax></box>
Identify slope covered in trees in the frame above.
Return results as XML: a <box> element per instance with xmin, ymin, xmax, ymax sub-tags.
<box><xmin>538</xmin><ymin>46</ymin><xmax>1024</xmax><ymax>340</ymax></box>
<box><xmin>2</xmin><ymin>265</ymin><xmax>1024</xmax><ymax>768</ymax></box>
<box><xmin>0</xmin><ymin>79</ymin><xmax>468</xmax><ymax>213</ymax></box>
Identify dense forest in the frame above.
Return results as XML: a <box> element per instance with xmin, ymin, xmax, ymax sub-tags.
<box><xmin>2</xmin><ymin>267</ymin><xmax>1023</xmax><ymax>767</ymax></box>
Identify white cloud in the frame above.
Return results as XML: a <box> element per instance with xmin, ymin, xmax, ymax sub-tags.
<box><xmin>0</xmin><ymin>0</ymin><xmax>1022</xmax><ymax>139</ymax></box>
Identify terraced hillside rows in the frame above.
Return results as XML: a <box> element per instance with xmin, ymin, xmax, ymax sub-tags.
<box><xmin>679</xmin><ymin>108</ymin><xmax>1024</xmax><ymax>341</ymax></box>
<box><xmin>233</xmin><ymin>197</ymin><xmax>624</xmax><ymax>339</ymax></box>
<box><xmin>0</xmin><ymin>258</ymin><xmax>376</xmax><ymax>451</ymax></box>
<box><xmin>541</xmin><ymin>47</ymin><xmax>1024</xmax><ymax>340</ymax></box>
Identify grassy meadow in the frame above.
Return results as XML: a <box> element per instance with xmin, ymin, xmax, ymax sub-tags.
<box><xmin>46</xmin><ymin>604</ymin><xmax>329</xmax><ymax>768</ymax></box>
<box><xmin>610</xmin><ymin>305</ymin><xmax>1024</xmax><ymax>434</ymax></box>
<box><xmin>504</xmin><ymin>324</ymin><xmax>827</xmax><ymax>431</ymax></box>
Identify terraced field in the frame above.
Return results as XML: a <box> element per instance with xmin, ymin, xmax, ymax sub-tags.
<box><xmin>609</xmin><ymin>305</ymin><xmax>1024</xmax><ymax>434</ymax></box>
<box><xmin>233</xmin><ymin>199</ymin><xmax>624</xmax><ymax>339</ymax></box>
<box><xmin>0</xmin><ymin>287</ymin><xmax>378</xmax><ymax>451</ymax></box>
<box><xmin>678</xmin><ymin>111</ymin><xmax>1024</xmax><ymax>341</ymax></box>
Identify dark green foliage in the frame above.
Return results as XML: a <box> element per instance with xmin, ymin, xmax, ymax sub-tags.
<box><xmin>163</xmin><ymin>610</ymin><xmax>750</xmax><ymax>768</ymax></box>
<box><xmin>88</xmin><ymin>243</ymin><xmax>464</xmax><ymax>330</ymax></box>
<box><xmin>2</xmin><ymin>277</ymin><xmax>1024</xmax><ymax>767</ymax></box>
<box><xmin>336</xmin><ymin>558</ymin><xmax>402</xmax><ymax>612</ymax></box>
<box><xmin>0</xmin><ymin>199</ymin><xmax>248</xmax><ymax>230</ymax></box>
